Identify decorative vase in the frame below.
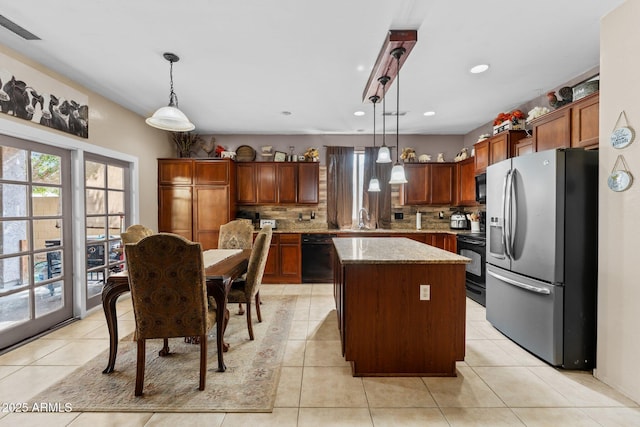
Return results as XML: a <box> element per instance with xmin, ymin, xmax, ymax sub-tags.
<box><xmin>178</xmin><ymin>150</ymin><xmax>191</xmax><ymax>158</ymax></box>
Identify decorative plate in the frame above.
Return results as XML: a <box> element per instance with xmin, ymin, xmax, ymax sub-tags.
<box><xmin>235</xmin><ymin>145</ymin><xmax>256</xmax><ymax>161</ymax></box>
<box><xmin>607</xmin><ymin>170</ymin><xmax>633</xmax><ymax>192</ymax></box>
<box><xmin>610</xmin><ymin>127</ymin><xmax>635</xmax><ymax>149</ymax></box>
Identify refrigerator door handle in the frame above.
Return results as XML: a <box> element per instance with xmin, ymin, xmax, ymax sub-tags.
<box><xmin>503</xmin><ymin>169</ymin><xmax>514</xmax><ymax>260</ymax></box>
<box><xmin>487</xmin><ymin>270</ymin><xmax>551</xmax><ymax>295</ymax></box>
<box><xmin>506</xmin><ymin>168</ymin><xmax>517</xmax><ymax>258</ymax></box>
<box><xmin>501</xmin><ymin>169</ymin><xmax>510</xmax><ymax>259</ymax></box>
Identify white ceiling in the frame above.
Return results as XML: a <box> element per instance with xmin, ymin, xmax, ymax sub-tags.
<box><xmin>0</xmin><ymin>0</ymin><xmax>624</xmax><ymax>136</ymax></box>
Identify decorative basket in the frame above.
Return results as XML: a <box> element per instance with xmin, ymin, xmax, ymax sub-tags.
<box><xmin>493</xmin><ymin>119</ymin><xmax>526</xmax><ymax>135</ymax></box>
<box><xmin>572</xmin><ymin>80</ymin><xmax>599</xmax><ymax>101</ymax></box>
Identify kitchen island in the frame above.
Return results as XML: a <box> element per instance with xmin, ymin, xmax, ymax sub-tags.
<box><xmin>333</xmin><ymin>237</ymin><xmax>470</xmax><ymax>376</ymax></box>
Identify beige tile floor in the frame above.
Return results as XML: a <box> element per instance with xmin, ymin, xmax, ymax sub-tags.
<box><xmin>1</xmin><ymin>283</ymin><xmax>639</xmax><ymax>426</ymax></box>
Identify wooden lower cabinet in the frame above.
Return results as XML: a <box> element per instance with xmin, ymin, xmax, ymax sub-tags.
<box><xmin>262</xmin><ymin>233</ymin><xmax>301</xmax><ymax>284</ymax></box>
<box><xmin>426</xmin><ymin>233</ymin><xmax>457</xmax><ymax>253</ymax></box>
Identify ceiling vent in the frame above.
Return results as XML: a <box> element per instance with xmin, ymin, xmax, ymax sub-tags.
<box><xmin>0</xmin><ymin>15</ymin><xmax>40</xmax><ymax>40</ymax></box>
<box><xmin>383</xmin><ymin>111</ymin><xmax>408</xmax><ymax>116</ymax></box>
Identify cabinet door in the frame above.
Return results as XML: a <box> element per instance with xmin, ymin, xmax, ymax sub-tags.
<box><xmin>532</xmin><ymin>108</ymin><xmax>571</xmax><ymax>152</ymax></box>
<box><xmin>194</xmin><ymin>186</ymin><xmax>229</xmax><ymax>250</ymax></box>
<box><xmin>298</xmin><ymin>162</ymin><xmax>319</xmax><ymax>204</ymax></box>
<box><xmin>474</xmin><ymin>140</ymin><xmax>489</xmax><ymax>174</ymax></box>
<box><xmin>194</xmin><ymin>160</ymin><xmax>230</xmax><ymax>185</ymax></box>
<box><xmin>263</xmin><ymin>235</ymin><xmax>279</xmax><ymax>279</ymax></box>
<box><xmin>277</xmin><ymin>163</ymin><xmax>298</xmax><ymax>204</ymax></box>
<box><xmin>430</xmin><ymin>163</ymin><xmax>454</xmax><ymax>205</ymax></box>
<box><xmin>515</xmin><ymin>137</ymin><xmax>534</xmax><ymax>156</ymax></box>
<box><xmin>402</xmin><ymin>164</ymin><xmax>430</xmax><ymax>205</ymax></box>
<box><xmin>279</xmin><ymin>234</ymin><xmax>301</xmax><ymax>281</ymax></box>
<box><xmin>444</xmin><ymin>234</ymin><xmax>457</xmax><ymax>253</ymax></box>
<box><xmin>236</xmin><ymin>163</ymin><xmax>257</xmax><ymax>204</ymax></box>
<box><xmin>158</xmin><ymin>159</ymin><xmax>192</xmax><ymax>185</ymax></box>
<box><xmin>257</xmin><ymin>163</ymin><xmax>277</xmax><ymax>204</ymax></box>
<box><xmin>571</xmin><ymin>93</ymin><xmax>599</xmax><ymax>149</ymax></box>
<box><xmin>456</xmin><ymin>158</ymin><xmax>476</xmax><ymax>206</ymax></box>
<box><xmin>158</xmin><ymin>186</ymin><xmax>193</xmax><ymax>239</ymax></box>
<box><xmin>489</xmin><ymin>133</ymin><xmax>509</xmax><ymax>165</ymax></box>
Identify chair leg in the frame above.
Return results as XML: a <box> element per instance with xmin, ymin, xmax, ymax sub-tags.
<box><xmin>246</xmin><ymin>300</ymin><xmax>254</xmax><ymax>340</ymax></box>
<box><xmin>135</xmin><ymin>339</ymin><xmax>146</xmax><ymax>396</ymax></box>
<box><xmin>238</xmin><ymin>302</ymin><xmax>245</xmax><ymax>315</ymax></box>
<box><xmin>255</xmin><ymin>292</ymin><xmax>262</xmax><ymax>323</ymax></box>
<box><xmin>159</xmin><ymin>338</ymin><xmax>170</xmax><ymax>356</ymax></box>
<box><xmin>199</xmin><ymin>334</ymin><xmax>207</xmax><ymax>391</ymax></box>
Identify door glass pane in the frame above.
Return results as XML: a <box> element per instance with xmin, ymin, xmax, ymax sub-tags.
<box><xmin>85</xmin><ymin>161</ymin><xmax>105</xmax><ymax>187</ymax></box>
<box><xmin>32</xmin><ymin>186</ymin><xmax>62</xmax><ymax>216</ymax></box>
<box><xmin>35</xmin><ymin>281</ymin><xmax>63</xmax><ymax>317</ymax></box>
<box><xmin>108</xmin><ymin>215</ymin><xmax>123</xmax><ymax>237</ymax></box>
<box><xmin>0</xmin><ymin>289</ymin><xmax>30</xmax><ymax>328</ymax></box>
<box><xmin>108</xmin><ymin>164</ymin><xmax>124</xmax><ymax>190</ymax></box>
<box><xmin>86</xmin><ymin>216</ymin><xmax>106</xmax><ymax>239</ymax></box>
<box><xmin>2</xmin><ymin>184</ymin><xmax>27</xmax><ymax>217</ymax></box>
<box><xmin>1</xmin><ymin>220</ymin><xmax>29</xmax><ymax>254</ymax></box>
<box><xmin>87</xmin><ymin>241</ymin><xmax>105</xmax><ymax>269</ymax></box>
<box><xmin>1</xmin><ymin>255</ymin><xmax>30</xmax><ymax>292</ymax></box>
<box><xmin>86</xmin><ymin>189</ymin><xmax>105</xmax><ymax>214</ymax></box>
<box><xmin>31</xmin><ymin>152</ymin><xmax>61</xmax><ymax>185</ymax></box>
<box><xmin>1</xmin><ymin>146</ymin><xmax>27</xmax><ymax>181</ymax></box>
<box><xmin>108</xmin><ymin>190</ymin><xmax>124</xmax><ymax>214</ymax></box>
<box><xmin>32</xmin><ymin>219</ymin><xmax>62</xmax><ymax>250</ymax></box>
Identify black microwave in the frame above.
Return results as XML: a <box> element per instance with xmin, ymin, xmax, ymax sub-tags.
<box><xmin>475</xmin><ymin>173</ymin><xmax>486</xmax><ymax>204</ymax></box>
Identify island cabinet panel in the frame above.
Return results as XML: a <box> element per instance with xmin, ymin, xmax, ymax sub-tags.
<box><xmin>158</xmin><ymin>159</ymin><xmax>236</xmax><ymax>250</ymax></box>
<box><xmin>297</xmin><ymin>162</ymin><xmax>320</xmax><ymax>204</ymax></box>
<box><xmin>455</xmin><ymin>157</ymin><xmax>477</xmax><ymax>206</ymax></box>
<box><xmin>261</xmin><ymin>233</ymin><xmax>301</xmax><ymax>284</ymax></box>
<box><xmin>335</xmin><ymin>259</ymin><xmax>466</xmax><ymax>376</ymax></box>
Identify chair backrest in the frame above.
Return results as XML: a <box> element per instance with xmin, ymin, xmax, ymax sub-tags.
<box><xmin>121</xmin><ymin>224</ymin><xmax>154</xmax><ymax>245</ymax></box>
<box><xmin>244</xmin><ymin>225</ymin><xmax>273</xmax><ymax>299</ymax></box>
<box><xmin>125</xmin><ymin>233</ymin><xmax>208</xmax><ymax>340</ymax></box>
<box><xmin>218</xmin><ymin>219</ymin><xmax>254</xmax><ymax>249</ymax></box>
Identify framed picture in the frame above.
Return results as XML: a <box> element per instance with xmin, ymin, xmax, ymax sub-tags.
<box><xmin>274</xmin><ymin>151</ymin><xmax>287</xmax><ymax>162</ymax></box>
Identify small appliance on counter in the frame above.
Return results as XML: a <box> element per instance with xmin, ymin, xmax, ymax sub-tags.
<box><xmin>450</xmin><ymin>211</ymin><xmax>469</xmax><ymax>230</ymax></box>
<box><xmin>259</xmin><ymin>219</ymin><xmax>277</xmax><ymax>229</ymax></box>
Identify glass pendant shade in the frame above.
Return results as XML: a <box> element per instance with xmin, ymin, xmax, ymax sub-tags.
<box><xmin>376</xmin><ymin>146</ymin><xmax>391</xmax><ymax>163</ymax></box>
<box><xmin>389</xmin><ymin>163</ymin><xmax>408</xmax><ymax>184</ymax></box>
<box><xmin>146</xmin><ymin>53</ymin><xmax>195</xmax><ymax>132</ymax></box>
<box><xmin>146</xmin><ymin>105</ymin><xmax>195</xmax><ymax>132</ymax></box>
<box><xmin>367</xmin><ymin>177</ymin><xmax>381</xmax><ymax>192</ymax></box>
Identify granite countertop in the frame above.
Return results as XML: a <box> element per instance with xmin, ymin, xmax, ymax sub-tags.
<box><xmin>332</xmin><ymin>237</ymin><xmax>471</xmax><ymax>264</ymax></box>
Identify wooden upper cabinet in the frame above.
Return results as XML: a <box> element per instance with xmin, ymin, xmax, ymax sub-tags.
<box><xmin>515</xmin><ymin>137</ymin><xmax>535</xmax><ymax>156</ymax></box>
<box><xmin>455</xmin><ymin>157</ymin><xmax>476</xmax><ymax>206</ymax></box>
<box><xmin>158</xmin><ymin>159</ymin><xmax>193</xmax><ymax>185</ymax></box>
<box><xmin>277</xmin><ymin>163</ymin><xmax>298</xmax><ymax>204</ymax></box>
<box><xmin>236</xmin><ymin>162</ymin><xmax>319</xmax><ymax>205</ymax></box>
<box><xmin>531</xmin><ymin>107</ymin><xmax>571</xmax><ymax>152</ymax></box>
<box><xmin>430</xmin><ymin>163</ymin><xmax>455</xmax><ymax>205</ymax></box>
<box><xmin>571</xmin><ymin>92</ymin><xmax>599</xmax><ymax>149</ymax></box>
<box><xmin>473</xmin><ymin>139</ymin><xmax>489</xmax><ymax>174</ymax></box>
<box><xmin>297</xmin><ymin>162</ymin><xmax>319</xmax><ymax>204</ymax></box>
<box><xmin>256</xmin><ymin>163</ymin><xmax>278</xmax><ymax>204</ymax></box>
<box><xmin>236</xmin><ymin>163</ymin><xmax>257</xmax><ymax>204</ymax></box>
<box><xmin>194</xmin><ymin>161</ymin><xmax>230</xmax><ymax>185</ymax></box>
<box><xmin>402</xmin><ymin>163</ymin><xmax>430</xmax><ymax>205</ymax></box>
<box><xmin>489</xmin><ymin>133</ymin><xmax>510</xmax><ymax>164</ymax></box>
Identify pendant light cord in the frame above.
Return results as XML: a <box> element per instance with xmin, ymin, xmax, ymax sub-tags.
<box><xmin>372</xmin><ymin>97</ymin><xmax>377</xmax><ymax>179</ymax></box>
<box><xmin>395</xmin><ymin>52</ymin><xmax>400</xmax><ymax>164</ymax></box>
<box><xmin>168</xmin><ymin>59</ymin><xmax>179</xmax><ymax>108</ymax></box>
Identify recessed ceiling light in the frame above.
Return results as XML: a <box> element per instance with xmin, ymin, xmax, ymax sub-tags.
<box><xmin>470</xmin><ymin>64</ymin><xmax>489</xmax><ymax>74</ymax></box>
<box><xmin>423</xmin><ymin>111</ymin><xmax>436</xmax><ymax>117</ymax></box>
<box><xmin>354</xmin><ymin>111</ymin><xmax>365</xmax><ymax>116</ymax></box>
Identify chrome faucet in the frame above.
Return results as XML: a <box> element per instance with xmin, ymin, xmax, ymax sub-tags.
<box><xmin>358</xmin><ymin>208</ymin><xmax>370</xmax><ymax>230</ymax></box>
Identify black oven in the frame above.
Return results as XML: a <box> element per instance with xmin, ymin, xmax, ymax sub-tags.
<box><xmin>457</xmin><ymin>232</ymin><xmax>486</xmax><ymax>306</ymax></box>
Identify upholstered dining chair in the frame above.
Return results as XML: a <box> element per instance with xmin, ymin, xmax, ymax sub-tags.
<box><xmin>121</xmin><ymin>224</ymin><xmax>154</xmax><ymax>245</ymax></box>
<box><xmin>124</xmin><ymin>233</ymin><xmax>216</xmax><ymax>396</ymax></box>
<box><xmin>227</xmin><ymin>224</ymin><xmax>272</xmax><ymax>340</ymax></box>
<box><xmin>218</xmin><ymin>219</ymin><xmax>254</xmax><ymax>315</ymax></box>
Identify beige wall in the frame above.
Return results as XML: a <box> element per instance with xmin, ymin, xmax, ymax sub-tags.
<box><xmin>597</xmin><ymin>0</ymin><xmax>640</xmax><ymax>403</ymax></box>
<box><xmin>0</xmin><ymin>44</ymin><xmax>172</xmax><ymax>231</ymax></box>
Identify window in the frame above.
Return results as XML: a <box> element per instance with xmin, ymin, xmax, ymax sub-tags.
<box><xmin>352</xmin><ymin>149</ymin><xmax>365</xmax><ymax>222</ymax></box>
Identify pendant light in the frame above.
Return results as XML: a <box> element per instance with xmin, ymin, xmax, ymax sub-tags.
<box><xmin>389</xmin><ymin>47</ymin><xmax>408</xmax><ymax>184</ymax></box>
<box><xmin>376</xmin><ymin>76</ymin><xmax>392</xmax><ymax>163</ymax></box>
<box><xmin>146</xmin><ymin>52</ymin><xmax>195</xmax><ymax>132</ymax></box>
<box><xmin>367</xmin><ymin>95</ymin><xmax>381</xmax><ymax>192</ymax></box>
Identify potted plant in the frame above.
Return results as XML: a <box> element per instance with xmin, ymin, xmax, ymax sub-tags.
<box><xmin>171</xmin><ymin>132</ymin><xmax>201</xmax><ymax>158</ymax></box>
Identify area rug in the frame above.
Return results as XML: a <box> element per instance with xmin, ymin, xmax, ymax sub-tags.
<box><xmin>29</xmin><ymin>295</ymin><xmax>296</xmax><ymax>413</ymax></box>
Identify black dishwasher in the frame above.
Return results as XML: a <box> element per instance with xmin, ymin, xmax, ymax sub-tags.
<box><xmin>302</xmin><ymin>233</ymin><xmax>337</xmax><ymax>283</ymax></box>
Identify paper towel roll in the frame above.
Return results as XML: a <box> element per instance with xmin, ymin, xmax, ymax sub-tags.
<box><xmin>416</xmin><ymin>212</ymin><xmax>422</xmax><ymax>230</ymax></box>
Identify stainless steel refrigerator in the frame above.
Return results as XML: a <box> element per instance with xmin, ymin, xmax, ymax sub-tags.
<box><xmin>485</xmin><ymin>148</ymin><xmax>598</xmax><ymax>369</ymax></box>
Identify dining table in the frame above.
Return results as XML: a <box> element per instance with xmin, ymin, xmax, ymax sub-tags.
<box><xmin>101</xmin><ymin>248</ymin><xmax>251</xmax><ymax>374</ymax></box>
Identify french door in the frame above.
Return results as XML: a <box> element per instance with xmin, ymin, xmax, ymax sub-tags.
<box><xmin>0</xmin><ymin>135</ymin><xmax>72</xmax><ymax>350</ymax></box>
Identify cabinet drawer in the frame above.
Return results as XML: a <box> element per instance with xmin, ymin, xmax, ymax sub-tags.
<box><xmin>279</xmin><ymin>233</ymin><xmax>301</xmax><ymax>244</ymax></box>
